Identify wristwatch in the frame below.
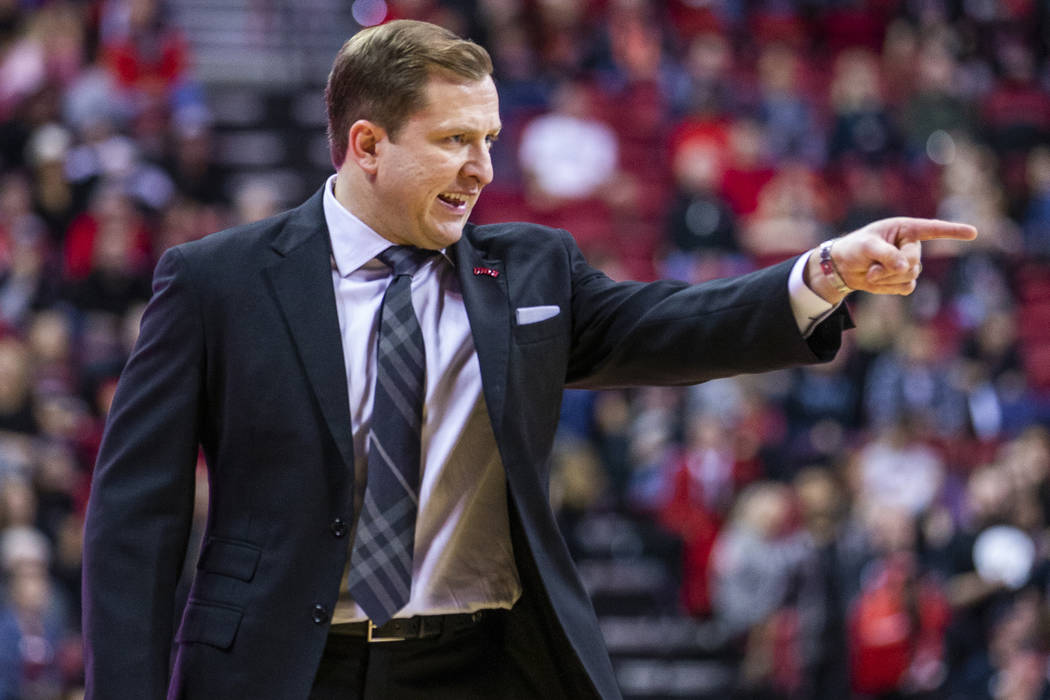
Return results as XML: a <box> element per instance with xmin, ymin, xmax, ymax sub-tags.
<box><xmin>818</xmin><ymin>238</ymin><xmax>852</xmax><ymax>295</ymax></box>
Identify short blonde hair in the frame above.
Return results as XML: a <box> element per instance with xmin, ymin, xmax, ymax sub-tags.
<box><xmin>325</xmin><ymin>20</ymin><xmax>493</xmax><ymax>167</ymax></box>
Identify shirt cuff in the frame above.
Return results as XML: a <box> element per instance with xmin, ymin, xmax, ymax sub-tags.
<box><xmin>789</xmin><ymin>252</ymin><xmax>838</xmax><ymax>338</ymax></box>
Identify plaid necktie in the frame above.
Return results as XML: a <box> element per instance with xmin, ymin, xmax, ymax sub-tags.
<box><xmin>346</xmin><ymin>245</ymin><xmax>432</xmax><ymax>625</ymax></box>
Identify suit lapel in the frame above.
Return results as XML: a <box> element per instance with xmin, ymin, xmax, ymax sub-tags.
<box><xmin>450</xmin><ymin>231</ymin><xmax>509</xmax><ymax>444</ymax></box>
<box><xmin>263</xmin><ymin>189</ymin><xmax>355</xmax><ymax>477</ymax></box>
<box><xmin>262</xmin><ymin>209</ymin><xmax>510</xmax><ymax>483</ymax></box>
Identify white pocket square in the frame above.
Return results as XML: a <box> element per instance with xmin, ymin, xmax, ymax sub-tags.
<box><xmin>515</xmin><ymin>305</ymin><xmax>560</xmax><ymax>325</ymax></box>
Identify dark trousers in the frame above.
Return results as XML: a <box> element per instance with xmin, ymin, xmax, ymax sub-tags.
<box><xmin>309</xmin><ymin>611</ymin><xmax>556</xmax><ymax>699</ymax></box>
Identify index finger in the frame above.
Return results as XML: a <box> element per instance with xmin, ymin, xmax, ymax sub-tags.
<box><xmin>894</xmin><ymin>218</ymin><xmax>979</xmax><ymax>244</ymax></box>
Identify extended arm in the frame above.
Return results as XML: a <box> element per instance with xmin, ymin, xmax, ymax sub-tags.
<box><xmin>565</xmin><ymin>245</ymin><xmax>847</xmax><ymax>388</ymax></box>
<box><xmin>564</xmin><ymin>217</ymin><xmax>976</xmax><ymax>389</ymax></box>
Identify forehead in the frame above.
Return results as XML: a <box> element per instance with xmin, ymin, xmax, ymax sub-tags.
<box><xmin>411</xmin><ymin>75</ymin><xmax>501</xmax><ymax>131</ymax></box>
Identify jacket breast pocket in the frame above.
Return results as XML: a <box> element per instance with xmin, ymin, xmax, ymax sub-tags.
<box><xmin>176</xmin><ymin>600</ymin><xmax>243</xmax><ymax>650</ymax></box>
<box><xmin>513</xmin><ymin>315</ymin><xmax>564</xmax><ymax>345</ymax></box>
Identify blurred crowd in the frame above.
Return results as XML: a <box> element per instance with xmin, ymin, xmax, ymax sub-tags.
<box><xmin>0</xmin><ymin>0</ymin><xmax>1049</xmax><ymax>698</ymax></box>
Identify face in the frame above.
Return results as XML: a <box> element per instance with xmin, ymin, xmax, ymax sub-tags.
<box><xmin>363</xmin><ymin>75</ymin><xmax>500</xmax><ymax>250</ymax></box>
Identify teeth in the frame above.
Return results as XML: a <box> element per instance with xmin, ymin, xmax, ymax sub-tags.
<box><xmin>439</xmin><ymin>193</ymin><xmax>467</xmax><ymax>206</ymax></box>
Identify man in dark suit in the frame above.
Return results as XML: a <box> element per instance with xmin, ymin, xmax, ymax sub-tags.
<box><xmin>81</xmin><ymin>19</ymin><xmax>976</xmax><ymax>700</ymax></box>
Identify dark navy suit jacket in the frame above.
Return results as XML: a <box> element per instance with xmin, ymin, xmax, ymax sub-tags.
<box><xmin>82</xmin><ymin>187</ymin><xmax>850</xmax><ymax>699</ymax></box>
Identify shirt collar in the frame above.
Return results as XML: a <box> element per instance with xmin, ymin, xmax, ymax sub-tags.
<box><xmin>322</xmin><ymin>174</ymin><xmax>394</xmax><ymax>277</ymax></box>
<box><xmin>322</xmin><ymin>174</ymin><xmax>454</xmax><ymax>277</ymax></box>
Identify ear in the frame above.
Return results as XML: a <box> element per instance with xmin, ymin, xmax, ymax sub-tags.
<box><xmin>346</xmin><ymin>120</ymin><xmax>386</xmax><ymax>175</ymax></box>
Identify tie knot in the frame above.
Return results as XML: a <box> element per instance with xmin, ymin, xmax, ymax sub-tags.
<box><xmin>377</xmin><ymin>246</ymin><xmax>434</xmax><ymax>277</ymax></box>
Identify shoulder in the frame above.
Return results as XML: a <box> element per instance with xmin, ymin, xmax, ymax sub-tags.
<box><xmin>172</xmin><ymin>207</ymin><xmax>300</xmax><ymax>266</ymax></box>
<box><xmin>464</xmin><ymin>221</ymin><xmax>578</xmax><ymax>258</ymax></box>
<box><xmin>159</xmin><ymin>186</ymin><xmax>327</xmax><ymax>278</ymax></box>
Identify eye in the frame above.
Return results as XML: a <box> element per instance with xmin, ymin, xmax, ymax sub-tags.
<box><xmin>446</xmin><ymin>134</ymin><xmax>465</xmax><ymax>144</ymax></box>
<box><xmin>485</xmin><ymin>134</ymin><xmax>500</xmax><ymax>148</ymax></box>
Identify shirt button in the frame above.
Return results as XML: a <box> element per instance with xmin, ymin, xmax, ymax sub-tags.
<box><xmin>312</xmin><ymin>604</ymin><xmax>329</xmax><ymax>624</ymax></box>
<box><xmin>330</xmin><ymin>517</ymin><xmax>347</xmax><ymax>538</ymax></box>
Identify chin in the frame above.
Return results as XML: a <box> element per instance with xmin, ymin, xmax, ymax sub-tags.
<box><xmin>427</xmin><ymin>227</ymin><xmax>465</xmax><ymax>249</ymax></box>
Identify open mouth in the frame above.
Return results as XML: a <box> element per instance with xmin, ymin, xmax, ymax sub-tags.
<box><xmin>437</xmin><ymin>192</ymin><xmax>469</xmax><ymax>212</ymax></box>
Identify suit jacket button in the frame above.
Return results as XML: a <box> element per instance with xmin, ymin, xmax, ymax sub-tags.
<box><xmin>312</xmin><ymin>604</ymin><xmax>329</xmax><ymax>624</ymax></box>
<box><xmin>330</xmin><ymin>518</ymin><xmax>347</xmax><ymax>538</ymax></box>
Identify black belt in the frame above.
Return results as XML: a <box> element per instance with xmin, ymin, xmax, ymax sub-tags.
<box><xmin>328</xmin><ymin>610</ymin><xmax>498</xmax><ymax>642</ymax></box>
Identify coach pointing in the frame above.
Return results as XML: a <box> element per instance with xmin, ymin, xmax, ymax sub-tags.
<box><xmin>82</xmin><ymin>19</ymin><xmax>976</xmax><ymax>700</ymax></box>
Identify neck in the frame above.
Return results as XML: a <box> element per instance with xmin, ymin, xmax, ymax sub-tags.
<box><xmin>333</xmin><ymin>168</ymin><xmax>393</xmax><ymax>243</ymax></box>
<box><xmin>332</xmin><ymin>169</ymin><xmax>360</xmax><ymax>217</ymax></box>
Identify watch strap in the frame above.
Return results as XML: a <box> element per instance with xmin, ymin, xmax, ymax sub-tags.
<box><xmin>818</xmin><ymin>238</ymin><xmax>852</xmax><ymax>295</ymax></box>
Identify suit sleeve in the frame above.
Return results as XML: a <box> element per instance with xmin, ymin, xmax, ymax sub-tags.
<box><xmin>562</xmin><ymin>234</ymin><xmax>851</xmax><ymax>388</ymax></box>
<box><xmin>82</xmin><ymin>246</ymin><xmax>204</xmax><ymax>700</ymax></box>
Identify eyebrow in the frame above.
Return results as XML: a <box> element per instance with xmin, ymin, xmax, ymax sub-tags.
<box><xmin>434</xmin><ymin>125</ymin><xmax>502</xmax><ymax>139</ymax></box>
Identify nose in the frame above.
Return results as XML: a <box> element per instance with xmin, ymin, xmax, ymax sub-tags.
<box><xmin>462</xmin><ymin>143</ymin><xmax>493</xmax><ymax>187</ymax></box>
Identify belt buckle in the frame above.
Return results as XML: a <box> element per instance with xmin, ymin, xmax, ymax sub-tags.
<box><xmin>366</xmin><ymin>619</ymin><xmax>405</xmax><ymax>643</ymax></box>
